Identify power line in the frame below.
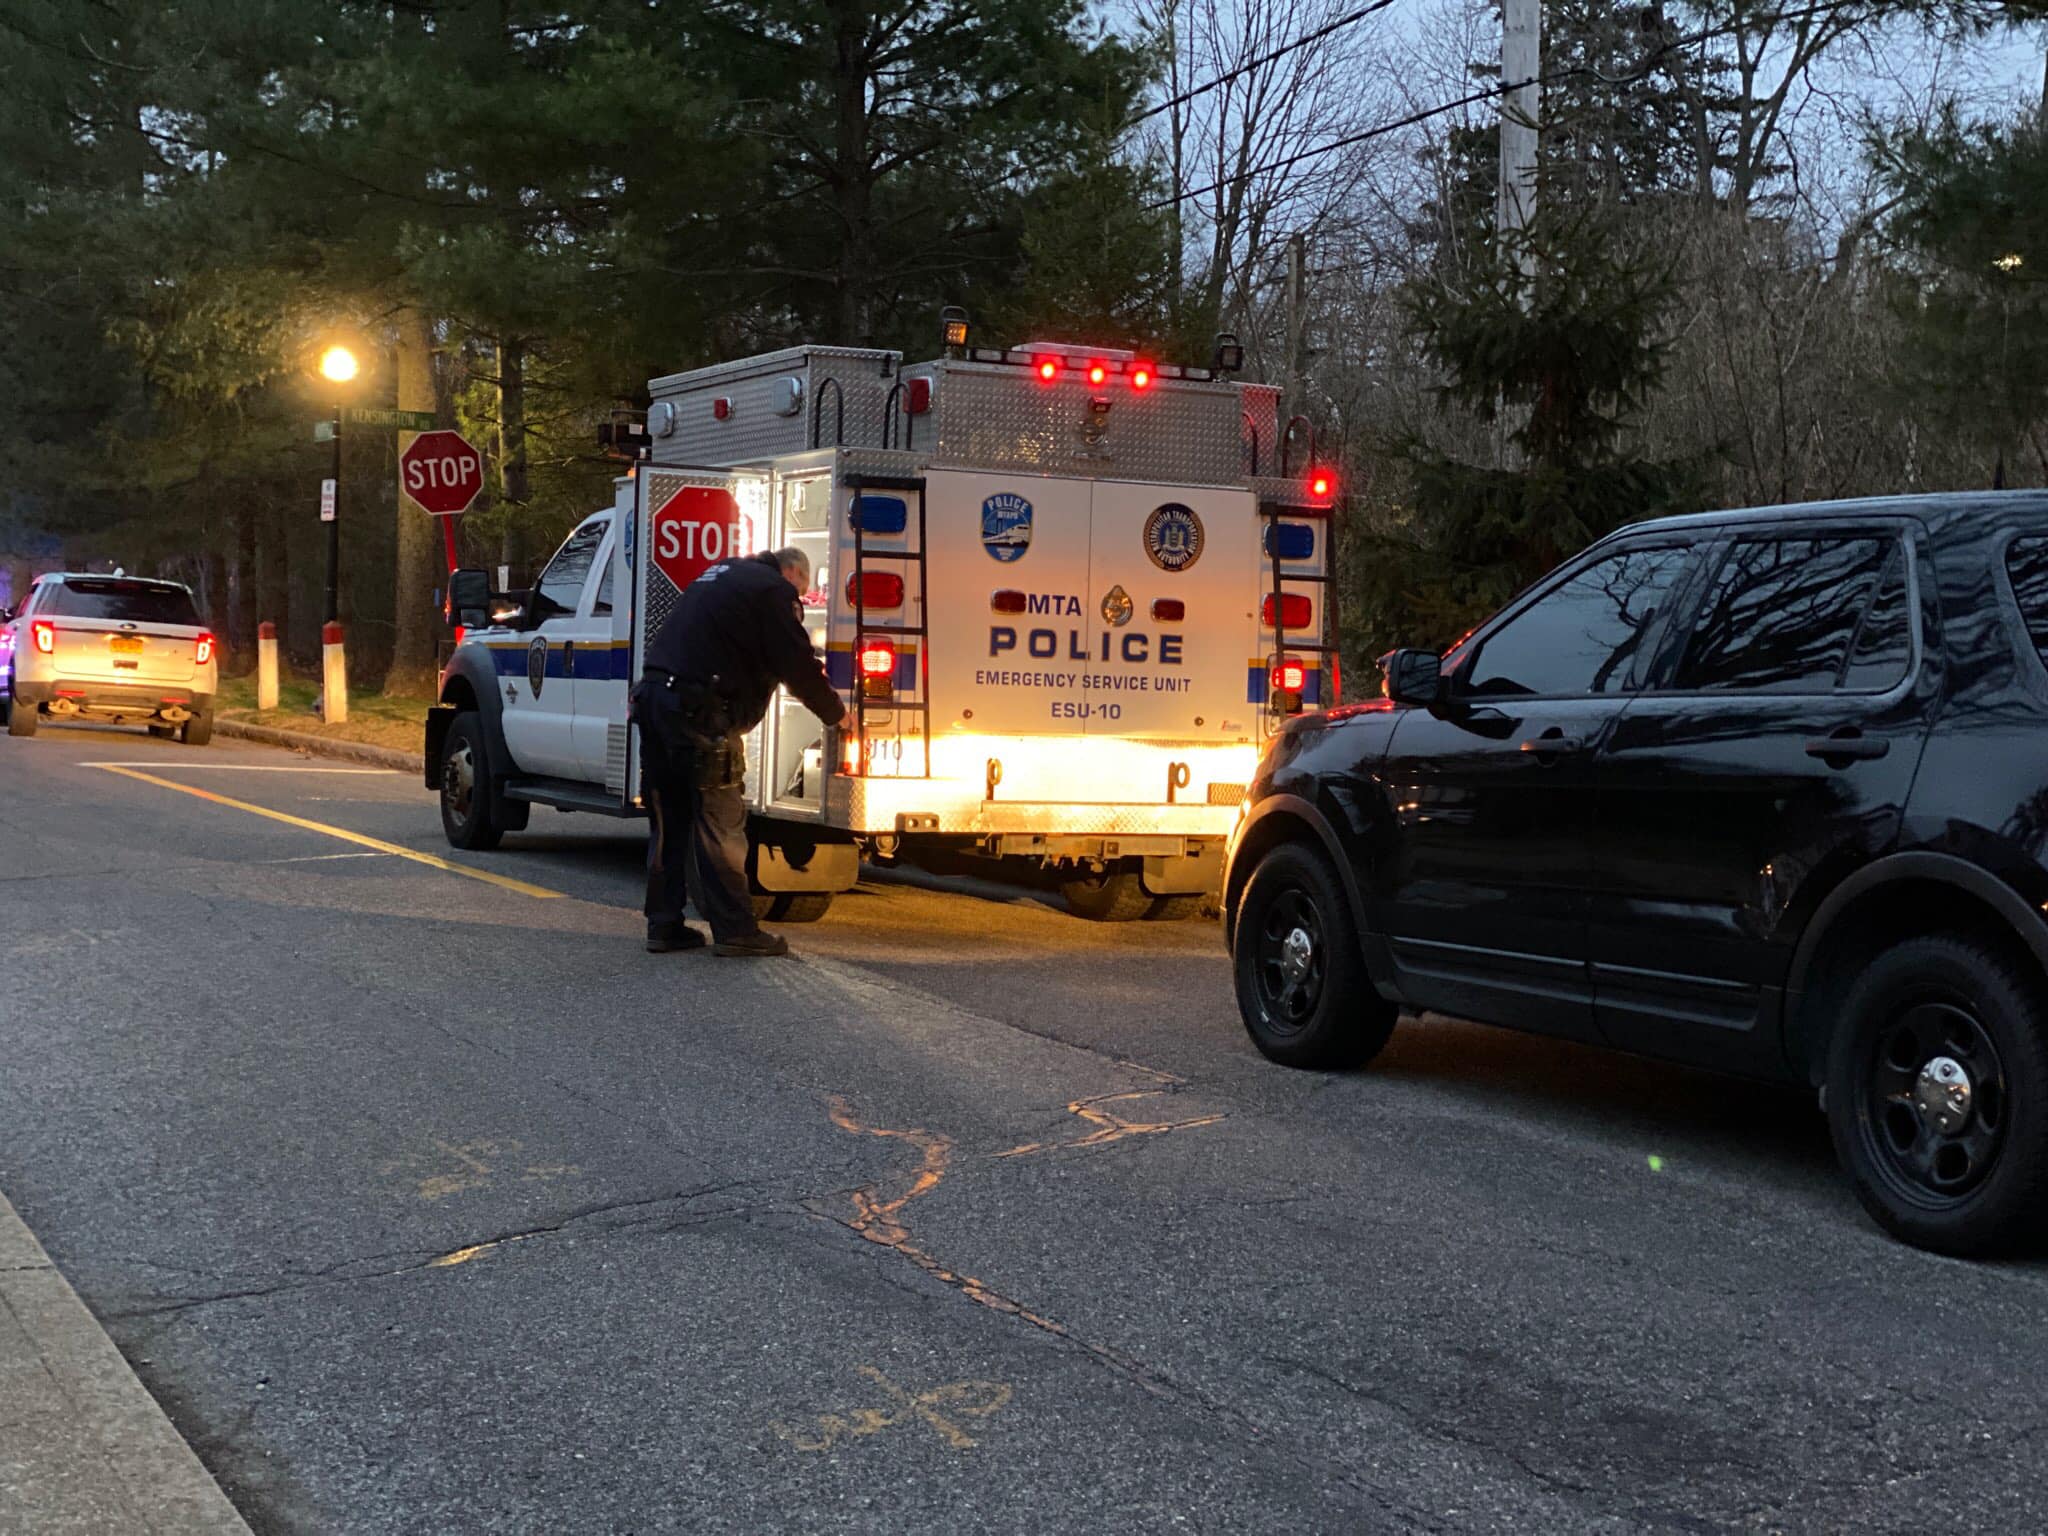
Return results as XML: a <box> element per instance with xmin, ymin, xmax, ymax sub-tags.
<box><xmin>1143</xmin><ymin>0</ymin><xmax>1877</xmax><ymax>212</ymax></box>
<box><xmin>1131</xmin><ymin>0</ymin><xmax>1405</xmax><ymax>126</ymax></box>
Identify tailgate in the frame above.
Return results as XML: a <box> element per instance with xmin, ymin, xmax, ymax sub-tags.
<box><xmin>50</xmin><ymin>620</ymin><xmax>197</xmax><ymax>685</ymax></box>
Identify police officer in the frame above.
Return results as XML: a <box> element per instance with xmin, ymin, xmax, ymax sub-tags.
<box><xmin>632</xmin><ymin>547</ymin><xmax>846</xmax><ymax>956</ymax></box>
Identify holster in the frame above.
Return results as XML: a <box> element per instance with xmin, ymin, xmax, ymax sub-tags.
<box><xmin>633</xmin><ymin>675</ymin><xmax>745</xmax><ymax>791</ymax></box>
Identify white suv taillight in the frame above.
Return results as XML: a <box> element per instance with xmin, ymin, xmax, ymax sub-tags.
<box><xmin>30</xmin><ymin>621</ymin><xmax>54</xmax><ymax>655</ymax></box>
<box><xmin>194</xmin><ymin>632</ymin><xmax>215</xmax><ymax>666</ymax></box>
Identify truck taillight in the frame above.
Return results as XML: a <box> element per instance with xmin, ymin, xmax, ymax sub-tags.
<box><xmin>194</xmin><ymin>632</ymin><xmax>216</xmax><ymax>666</ymax></box>
<box><xmin>858</xmin><ymin>640</ymin><xmax>896</xmax><ymax>700</ymax></box>
<box><xmin>30</xmin><ymin>621</ymin><xmax>54</xmax><ymax>655</ymax></box>
<box><xmin>1271</xmin><ymin>658</ymin><xmax>1305</xmax><ymax>693</ymax></box>
<box><xmin>1261</xmin><ymin>594</ymin><xmax>1312</xmax><ymax>629</ymax></box>
<box><xmin>846</xmin><ymin>572</ymin><xmax>904</xmax><ymax>609</ymax></box>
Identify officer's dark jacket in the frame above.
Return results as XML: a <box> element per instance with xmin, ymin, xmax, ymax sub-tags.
<box><xmin>643</xmin><ymin>553</ymin><xmax>846</xmax><ymax>732</ymax></box>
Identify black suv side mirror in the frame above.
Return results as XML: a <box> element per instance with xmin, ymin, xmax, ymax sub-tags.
<box><xmin>446</xmin><ymin>568</ymin><xmax>491</xmax><ymax>628</ymax></box>
<box><xmin>1382</xmin><ymin>648</ymin><xmax>1444</xmax><ymax>706</ymax></box>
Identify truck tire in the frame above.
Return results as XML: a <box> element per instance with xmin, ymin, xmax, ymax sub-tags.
<box><xmin>1062</xmin><ymin>866</ymin><xmax>1152</xmax><ymax>922</ymax></box>
<box><xmin>181</xmin><ymin>710</ymin><xmax>213</xmax><ymax>747</ymax></box>
<box><xmin>439</xmin><ymin>712</ymin><xmax>506</xmax><ymax>851</ymax></box>
<box><xmin>1233</xmin><ymin>841</ymin><xmax>1395</xmax><ymax>1070</ymax></box>
<box><xmin>1826</xmin><ymin>932</ymin><xmax>2048</xmax><ymax>1257</ymax></box>
<box><xmin>7</xmin><ymin>697</ymin><xmax>36</xmax><ymax>738</ymax></box>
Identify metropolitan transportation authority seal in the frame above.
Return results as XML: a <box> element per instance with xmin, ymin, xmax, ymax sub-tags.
<box><xmin>1144</xmin><ymin>502</ymin><xmax>1204</xmax><ymax>572</ymax></box>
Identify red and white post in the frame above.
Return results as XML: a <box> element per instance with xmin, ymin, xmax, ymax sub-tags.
<box><xmin>321</xmin><ymin>622</ymin><xmax>348</xmax><ymax>724</ymax></box>
<box><xmin>256</xmin><ymin>621</ymin><xmax>280</xmax><ymax>710</ymax></box>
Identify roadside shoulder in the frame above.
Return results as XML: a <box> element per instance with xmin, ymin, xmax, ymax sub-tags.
<box><xmin>213</xmin><ymin>717</ymin><xmax>424</xmax><ymax>774</ymax></box>
<box><xmin>0</xmin><ymin>1191</ymin><xmax>252</xmax><ymax>1534</ymax></box>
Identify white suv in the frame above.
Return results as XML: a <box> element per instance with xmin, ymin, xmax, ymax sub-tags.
<box><xmin>1</xmin><ymin>574</ymin><xmax>218</xmax><ymax>743</ymax></box>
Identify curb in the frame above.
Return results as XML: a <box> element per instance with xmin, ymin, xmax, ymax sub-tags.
<box><xmin>0</xmin><ymin>1191</ymin><xmax>252</xmax><ymax>1534</ymax></box>
<box><xmin>214</xmin><ymin>717</ymin><xmax>424</xmax><ymax>775</ymax></box>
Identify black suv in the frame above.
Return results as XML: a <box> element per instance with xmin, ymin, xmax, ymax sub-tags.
<box><xmin>1223</xmin><ymin>492</ymin><xmax>2048</xmax><ymax>1255</ymax></box>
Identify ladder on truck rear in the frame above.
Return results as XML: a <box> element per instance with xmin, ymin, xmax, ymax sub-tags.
<box><xmin>844</xmin><ymin>471</ymin><xmax>932</xmax><ymax>778</ymax></box>
<box><xmin>1261</xmin><ymin>496</ymin><xmax>1342</xmax><ymax>714</ymax></box>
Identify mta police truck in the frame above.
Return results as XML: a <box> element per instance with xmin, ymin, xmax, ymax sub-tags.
<box><xmin>424</xmin><ymin>332</ymin><xmax>1338</xmax><ymax>921</ymax></box>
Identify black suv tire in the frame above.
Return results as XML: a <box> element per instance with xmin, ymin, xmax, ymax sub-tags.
<box><xmin>1826</xmin><ymin>933</ymin><xmax>2048</xmax><ymax>1257</ymax></box>
<box><xmin>440</xmin><ymin>711</ymin><xmax>507</xmax><ymax>851</ymax></box>
<box><xmin>1233</xmin><ymin>842</ymin><xmax>1397</xmax><ymax>1069</ymax></box>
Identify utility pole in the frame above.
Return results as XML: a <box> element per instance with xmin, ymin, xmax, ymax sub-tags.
<box><xmin>1498</xmin><ymin>0</ymin><xmax>1540</xmax><ymax>280</ymax></box>
<box><xmin>1282</xmin><ymin>233</ymin><xmax>1306</xmax><ymax>429</ymax></box>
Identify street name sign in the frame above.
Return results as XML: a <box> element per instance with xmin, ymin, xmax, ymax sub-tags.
<box><xmin>346</xmin><ymin>407</ymin><xmax>438</xmax><ymax>431</ymax></box>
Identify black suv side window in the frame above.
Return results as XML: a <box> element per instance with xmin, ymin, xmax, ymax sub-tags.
<box><xmin>1464</xmin><ymin>545</ymin><xmax>1690</xmax><ymax>698</ymax></box>
<box><xmin>2008</xmin><ymin>537</ymin><xmax>2048</xmax><ymax>668</ymax></box>
<box><xmin>1672</xmin><ymin>536</ymin><xmax>1902</xmax><ymax>694</ymax></box>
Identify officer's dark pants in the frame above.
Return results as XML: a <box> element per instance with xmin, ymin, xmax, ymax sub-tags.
<box><xmin>635</xmin><ymin>685</ymin><xmax>756</xmax><ymax>943</ymax></box>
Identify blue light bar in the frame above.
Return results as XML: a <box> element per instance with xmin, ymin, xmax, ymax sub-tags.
<box><xmin>1265</xmin><ymin>522</ymin><xmax>1316</xmax><ymax>560</ymax></box>
<box><xmin>850</xmin><ymin>495</ymin><xmax>909</xmax><ymax>535</ymax></box>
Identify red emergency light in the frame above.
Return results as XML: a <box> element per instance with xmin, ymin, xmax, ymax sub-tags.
<box><xmin>1271</xmin><ymin>658</ymin><xmax>1306</xmax><ymax>694</ymax></box>
<box><xmin>1130</xmin><ymin>364</ymin><xmax>1154</xmax><ymax>391</ymax></box>
<box><xmin>1308</xmin><ymin>468</ymin><xmax>1335</xmax><ymax>502</ymax></box>
<box><xmin>903</xmin><ymin>377</ymin><xmax>932</xmax><ymax>415</ymax></box>
<box><xmin>1086</xmin><ymin>361</ymin><xmax>1108</xmax><ymax>386</ymax></box>
<box><xmin>194</xmin><ymin>632</ymin><xmax>216</xmax><ymax>666</ymax></box>
<box><xmin>1261</xmin><ymin>594</ymin><xmax>1312</xmax><ymax>629</ymax></box>
<box><xmin>846</xmin><ymin>572</ymin><xmax>905</xmax><ymax>610</ymax></box>
<box><xmin>857</xmin><ymin>639</ymin><xmax>896</xmax><ymax>700</ymax></box>
<box><xmin>1036</xmin><ymin>358</ymin><xmax>1060</xmax><ymax>382</ymax></box>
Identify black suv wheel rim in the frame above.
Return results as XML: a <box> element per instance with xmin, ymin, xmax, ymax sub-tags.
<box><xmin>1252</xmin><ymin>886</ymin><xmax>1324</xmax><ymax>1036</ymax></box>
<box><xmin>1862</xmin><ymin>1000</ymin><xmax>2008</xmax><ymax>1206</ymax></box>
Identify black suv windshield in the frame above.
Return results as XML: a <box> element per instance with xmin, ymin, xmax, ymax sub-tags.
<box><xmin>44</xmin><ymin>580</ymin><xmax>201</xmax><ymax>627</ymax></box>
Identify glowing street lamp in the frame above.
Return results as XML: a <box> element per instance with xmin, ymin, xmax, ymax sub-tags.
<box><xmin>319</xmin><ymin>345</ymin><xmax>359</xmax><ymax>383</ymax></box>
<box><xmin>1995</xmin><ymin>253</ymin><xmax>2025</xmax><ymax>274</ymax></box>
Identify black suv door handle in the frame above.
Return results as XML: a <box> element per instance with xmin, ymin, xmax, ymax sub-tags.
<box><xmin>1518</xmin><ymin>728</ymin><xmax>1585</xmax><ymax>760</ymax></box>
<box><xmin>1804</xmin><ymin>729</ymin><xmax>1889</xmax><ymax>763</ymax></box>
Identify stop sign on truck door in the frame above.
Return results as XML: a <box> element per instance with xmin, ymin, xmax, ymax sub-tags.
<box><xmin>399</xmin><ymin>430</ymin><xmax>484</xmax><ymax>515</ymax></box>
<box><xmin>649</xmin><ymin>485</ymin><xmax>751</xmax><ymax>593</ymax></box>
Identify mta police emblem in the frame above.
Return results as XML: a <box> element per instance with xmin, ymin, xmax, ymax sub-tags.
<box><xmin>1100</xmin><ymin>584</ymin><xmax>1133</xmax><ymax>627</ymax></box>
<box><xmin>527</xmin><ymin>636</ymin><xmax>549</xmax><ymax>698</ymax></box>
<box><xmin>1144</xmin><ymin>502</ymin><xmax>1204</xmax><ymax>572</ymax></box>
<box><xmin>981</xmin><ymin>492</ymin><xmax>1033</xmax><ymax>563</ymax></box>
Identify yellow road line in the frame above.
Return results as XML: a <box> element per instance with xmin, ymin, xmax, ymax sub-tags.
<box><xmin>92</xmin><ymin>764</ymin><xmax>565</xmax><ymax>900</ymax></box>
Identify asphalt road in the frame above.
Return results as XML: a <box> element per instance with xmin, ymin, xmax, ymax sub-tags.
<box><xmin>4</xmin><ymin>723</ymin><xmax>2046</xmax><ymax>1534</ymax></box>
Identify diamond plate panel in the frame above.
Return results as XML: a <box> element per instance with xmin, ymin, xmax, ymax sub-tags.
<box><xmin>924</xmin><ymin>361</ymin><xmax>1251</xmax><ymax>484</ymax></box>
<box><xmin>649</xmin><ymin>346</ymin><xmax>901</xmax><ymax>464</ymax></box>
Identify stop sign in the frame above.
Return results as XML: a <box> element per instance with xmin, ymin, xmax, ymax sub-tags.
<box><xmin>399</xmin><ymin>430</ymin><xmax>484</xmax><ymax>516</ymax></box>
<box><xmin>649</xmin><ymin>485</ymin><xmax>752</xmax><ymax>593</ymax></box>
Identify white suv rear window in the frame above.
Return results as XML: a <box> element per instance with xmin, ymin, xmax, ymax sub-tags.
<box><xmin>44</xmin><ymin>580</ymin><xmax>200</xmax><ymax>627</ymax></box>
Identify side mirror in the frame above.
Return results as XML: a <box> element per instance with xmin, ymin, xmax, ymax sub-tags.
<box><xmin>1381</xmin><ymin>648</ymin><xmax>1444</xmax><ymax>706</ymax></box>
<box><xmin>446</xmin><ymin>568</ymin><xmax>492</xmax><ymax>628</ymax></box>
<box><xmin>490</xmin><ymin>591</ymin><xmax>533</xmax><ymax>629</ymax></box>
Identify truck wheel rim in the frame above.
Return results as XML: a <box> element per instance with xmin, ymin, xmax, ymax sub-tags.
<box><xmin>1863</xmin><ymin>1000</ymin><xmax>2007</xmax><ymax>1205</ymax></box>
<box><xmin>443</xmin><ymin>740</ymin><xmax>477</xmax><ymax>823</ymax></box>
<box><xmin>1253</xmin><ymin>887</ymin><xmax>1323</xmax><ymax>1035</ymax></box>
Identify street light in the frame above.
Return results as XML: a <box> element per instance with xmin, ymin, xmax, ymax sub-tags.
<box><xmin>316</xmin><ymin>343</ymin><xmax>359</xmax><ymax>724</ymax></box>
<box><xmin>319</xmin><ymin>345</ymin><xmax>359</xmax><ymax>384</ymax></box>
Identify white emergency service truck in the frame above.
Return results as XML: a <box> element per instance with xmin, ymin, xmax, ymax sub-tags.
<box><xmin>424</xmin><ymin>329</ymin><xmax>1338</xmax><ymax>921</ymax></box>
